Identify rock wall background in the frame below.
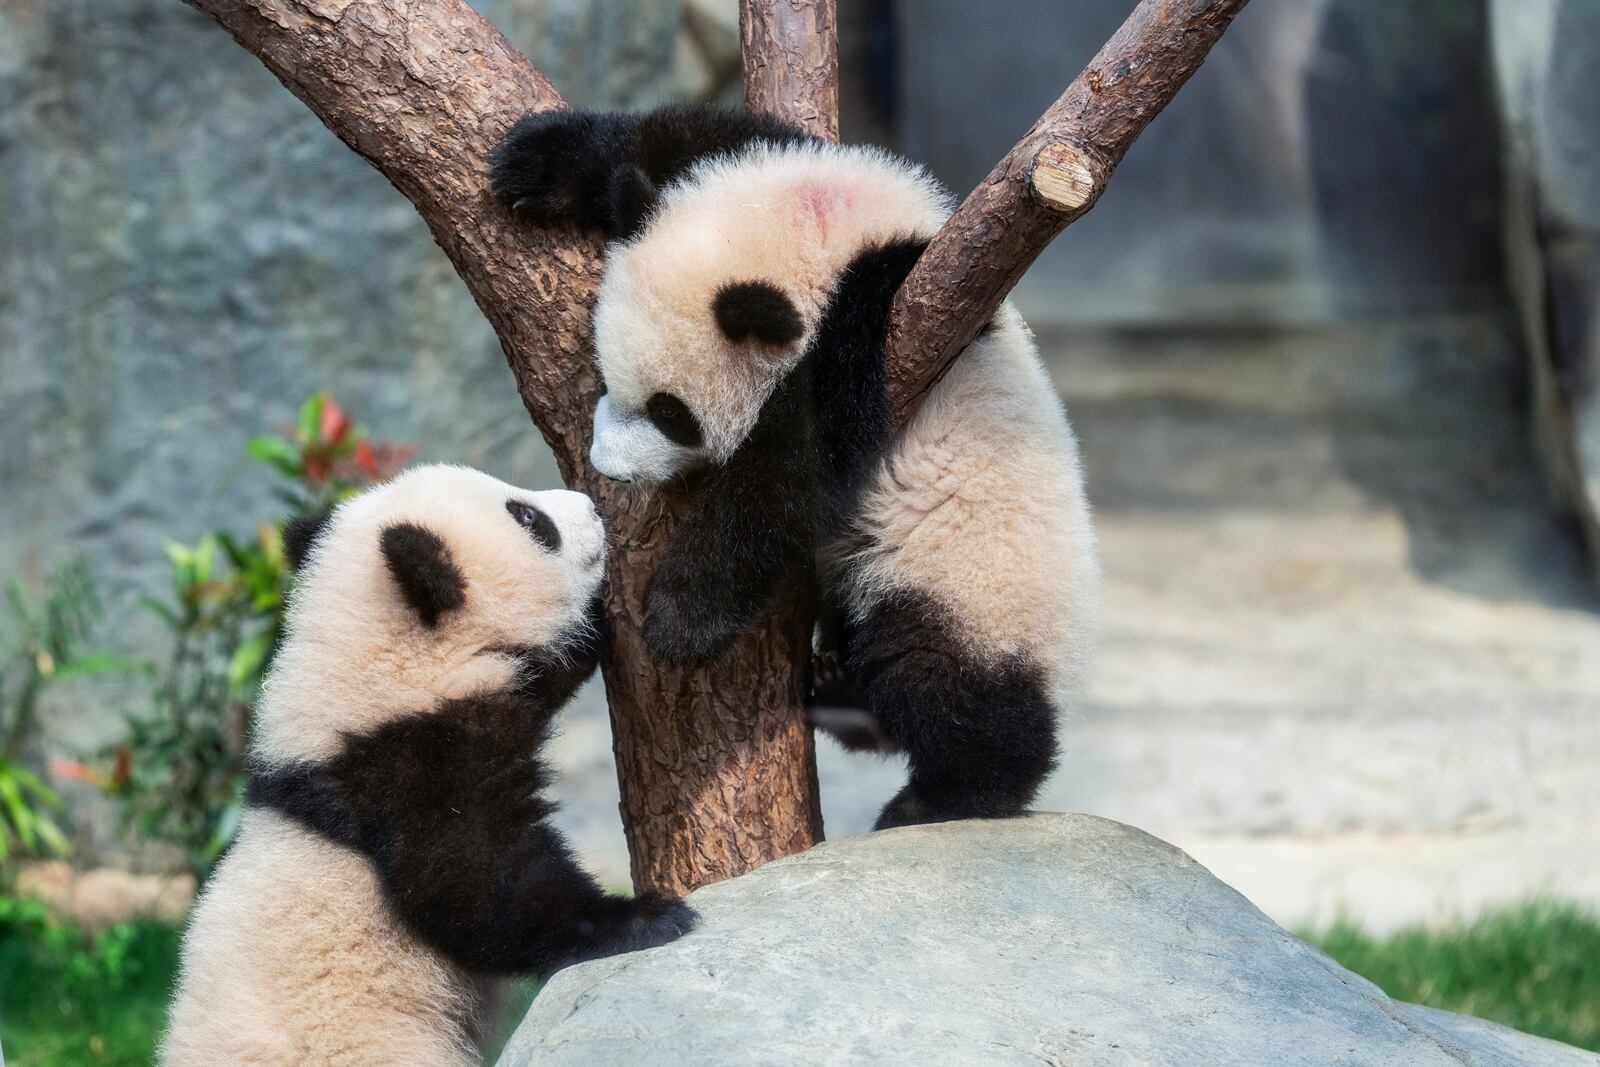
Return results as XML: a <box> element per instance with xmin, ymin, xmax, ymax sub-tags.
<box><xmin>0</xmin><ymin>0</ymin><xmax>680</xmax><ymax>825</ymax></box>
<box><xmin>1491</xmin><ymin>0</ymin><xmax>1600</xmax><ymax>579</ymax></box>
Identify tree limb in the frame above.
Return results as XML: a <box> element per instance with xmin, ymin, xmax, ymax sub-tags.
<box><xmin>885</xmin><ymin>0</ymin><xmax>1251</xmax><ymax>428</ymax></box>
<box><xmin>740</xmin><ymin>0</ymin><xmax>839</xmax><ymax>141</ymax></box>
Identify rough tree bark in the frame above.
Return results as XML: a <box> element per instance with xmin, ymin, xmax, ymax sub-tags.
<box><xmin>741</xmin><ymin>0</ymin><xmax>839</xmax><ymax>141</ymax></box>
<box><xmin>178</xmin><ymin>0</ymin><xmax>1244</xmax><ymax>894</ymax></box>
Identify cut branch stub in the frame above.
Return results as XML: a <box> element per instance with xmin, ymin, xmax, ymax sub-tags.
<box><xmin>1031</xmin><ymin>142</ymin><xmax>1102</xmax><ymax>214</ymax></box>
<box><xmin>885</xmin><ymin>0</ymin><xmax>1251</xmax><ymax>429</ymax></box>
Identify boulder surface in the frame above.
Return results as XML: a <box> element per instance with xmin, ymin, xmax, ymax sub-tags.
<box><xmin>499</xmin><ymin>815</ymin><xmax>1596</xmax><ymax>1066</ymax></box>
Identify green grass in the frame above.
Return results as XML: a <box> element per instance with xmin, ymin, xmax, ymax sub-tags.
<box><xmin>1</xmin><ymin>896</ymin><xmax>1596</xmax><ymax>1064</ymax></box>
<box><xmin>1304</xmin><ymin>901</ymin><xmax>1600</xmax><ymax>1052</ymax></box>
<box><xmin>0</xmin><ymin>896</ymin><xmax>181</xmax><ymax>1067</ymax></box>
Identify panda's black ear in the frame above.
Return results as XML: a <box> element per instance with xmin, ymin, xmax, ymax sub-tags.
<box><xmin>379</xmin><ymin>523</ymin><xmax>466</xmax><ymax>628</ymax></box>
<box><xmin>282</xmin><ymin>510</ymin><xmax>333</xmax><ymax>572</ymax></box>
<box><xmin>713</xmin><ymin>281</ymin><xmax>804</xmax><ymax>347</ymax></box>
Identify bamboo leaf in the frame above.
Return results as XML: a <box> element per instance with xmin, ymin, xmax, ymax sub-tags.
<box><xmin>33</xmin><ymin>812</ymin><xmax>69</xmax><ymax>856</ymax></box>
<box><xmin>138</xmin><ymin>596</ymin><xmax>180</xmax><ymax>628</ymax></box>
<box><xmin>0</xmin><ymin>776</ymin><xmax>36</xmax><ymax>849</ymax></box>
<box><xmin>53</xmin><ymin>653</ymin><xmax>149</xmax><ymax>680</ymax></box>
<box><xmin>298</xmin><ymin>392</ymin><xmax>326</xmax><ymax>445</ymax></box>
<box><xmin>246</xmin><ymin>434</ymin><xmax>303</xmax><ymax>477</ymax></box>
<box><xmin>8</xmin><ymin>763</ymin><xmax>62</xmax><ymax>809</ymax></box>
<box><xmin>228</xmin><ymin>627</ymin><xmax>275</xmax><ymax>693</ymax></box>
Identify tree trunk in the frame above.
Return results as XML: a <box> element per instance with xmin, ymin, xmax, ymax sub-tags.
<box><xmin>183</xmin><ymin>0</ymin><xmax>830</xmax><ymax>896</ymax></box>
<box><xmin>179</xmin><ymin>0</ymin><xmax>1244</xmax><ymax>895</ymax></box>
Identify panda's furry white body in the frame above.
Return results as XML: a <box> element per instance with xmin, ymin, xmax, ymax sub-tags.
<box><xmin>837</xmin><ymin>304</ymin><xmax>1097</xmax><ymax>708</ymax></box>
<box><xmin>493</xmin><ymin>105</ymin><xmax>1098</xmax><ymax>828</ymax></box>
<box><xmin>593</xmin><ymin>139</ymin><xmax>1096</xmax><ymax>706</ymax></box>
<box><xmin>164</xmin><ymin>809</ymin><xmax>497</xmax><ymax>1066</ymax></box>
<box><xmin>163</xmin><ymin>465</ymin><xmax>694</xmax><ymax>1066</ymax></box>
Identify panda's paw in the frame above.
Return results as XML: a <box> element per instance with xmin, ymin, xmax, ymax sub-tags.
<box><xmin>490</xmin><ymin>110</ymin><xmax>607</xmax><ymax>226</ymax></box>
<box><xmin>873</xmin><ymin>782</ymin><xmax>1031</xmax><ymax>830</ymax></box>
<box><xmin>626</xmin><ymin>891</ymin><xmax>699</xmax><ymax>949</ymax></box>
<box><xmin>642</xmin><ymin>585</ymin><xmax>742</xmax><ymax>666</ymax></box>
<box><xmin>873</xmin><ymin>786</ymin><xmax>937</xmax><ymax>830</ymax></box>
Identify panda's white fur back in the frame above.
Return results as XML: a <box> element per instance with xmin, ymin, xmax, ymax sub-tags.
<box><xmin>164</xmin><ymin>810</ymin><xmax>492</xmax><ymax>1066</ymax></box>
<box><xmin>837</xmin><ymin>303</ymin><xmax>1099</xmax><ymax>706</ymax></box>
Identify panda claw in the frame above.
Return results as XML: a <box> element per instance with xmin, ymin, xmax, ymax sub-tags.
<box><xmin>805</xmin><ymin>650</ymin><xmax>863</xmax><ymax>709</ymax></box>
<box><xmin>627</xmin><ymin>891</ymin><xmax>698</xmax><ymax>949</ymax></box>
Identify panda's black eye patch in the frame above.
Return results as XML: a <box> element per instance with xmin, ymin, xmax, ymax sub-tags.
<box><xmin>506</xmin><ymin>499</ymin><xmax>561</xmax><ymax>553</ymax></box>
<box><xmin>713</xmin><ymin>281</ymin><xmax>804</xmax><ymax>347</ymax></box>
<box><xmin>645</xmin><ymin>392</ymin><xmax>703</xmax><ymax>447</ymax></box>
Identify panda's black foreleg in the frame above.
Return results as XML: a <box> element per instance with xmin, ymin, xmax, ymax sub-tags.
<box><xmin>846</xmin><ymin>593</ymin><xmax>1058</xmax><ymax>831</ymax></box>
<box><xmin>464</xmin><ymin>824</ymin><xmax>698</xmax><ymax>979</ymax></box>
<box><xmin>515</xmin><ymin>885</ymin><xmax>700</xmax><ymax>979</ymax></box>
<box><xmin>643</xmin><ymin>368</ymin><xmax>825</xmax><ymax>666</ymax></box>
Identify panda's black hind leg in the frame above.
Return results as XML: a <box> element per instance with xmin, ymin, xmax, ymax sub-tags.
<box><xmin>847</xmin><ymin>593</ymin><xmax>1058</xmax><ymax>831</ymax></box>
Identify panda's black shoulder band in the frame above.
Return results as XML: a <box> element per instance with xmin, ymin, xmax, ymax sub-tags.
<box><xmin>244</xmin><ymin>760</ymin><xmax>361</xmax><ymax>851</ymax></box>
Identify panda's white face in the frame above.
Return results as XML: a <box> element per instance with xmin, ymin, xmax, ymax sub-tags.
<box><xmin>253</xmin><ymin>464</ymin><xmax>606</xmax><ymax>763</ymax></box>
<box><xmin>589</xmin><ymin>390</ymin><xmax>710</xmax><ymax>485</ymax></box>
<box><xmin>588</xmin><ymin>242</ymin><xmax>797</xmax><ymax>485</ymax></box>
<box><xmin>585</xmin><ymin>142</ymin><xmax>952</xmax><ymax>486</ymax></box>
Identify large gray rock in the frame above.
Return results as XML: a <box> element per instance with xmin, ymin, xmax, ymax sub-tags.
<box><xmin>500</xmin><ymin>815</ymin><xmax>1597</xmax><ymax>1067</ymax></box>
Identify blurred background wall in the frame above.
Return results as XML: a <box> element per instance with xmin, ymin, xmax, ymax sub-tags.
<box><xmin>1</xmin><ymin>0</ymin><xmax>1597</xmax><ymax>931</ymax></box>
<box><xmin>0</xmin><ymin>0</ymin><xmax>681</xmax><ymax>831</ymax></box>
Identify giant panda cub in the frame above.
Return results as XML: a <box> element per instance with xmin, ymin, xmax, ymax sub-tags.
<box><xmin>492</xmin><ymin>106</ymin><xmax>1099</xmax><ymax>831</ymax></box>
<box><xmin>163</xmin><ymin>464</ymin><xmax>694</xmax><ymax>1067</ymax></box>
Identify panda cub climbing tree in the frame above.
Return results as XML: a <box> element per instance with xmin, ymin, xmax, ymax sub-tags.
<box><xmin>163</xmin><ymin>465</ymin><xmax>695</xmax><ymax>1067</ymax></box>
<box><xmin>493</xmin><ymin>105</ymin><xmax>1100</xmax><ymax>830</ymax></box>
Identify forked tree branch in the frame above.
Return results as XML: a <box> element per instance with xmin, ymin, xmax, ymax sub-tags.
<box><xmin>886</xmin><ymin>0</ymin><xmax>1251</xmax><ymax>428</ymax></box>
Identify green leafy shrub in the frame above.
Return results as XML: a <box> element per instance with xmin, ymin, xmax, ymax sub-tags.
<box><xmin>84</xmin><ymin>393</ymin><xmax>414</xmax><ymax>876</ymax></box>
<box><xmin>0</xmin><ymin>893</ymin><xmax>181</xmax><ymax>1067</ymax></box>
<box><xmin>0</xmin><ymin>561</ymin><xmax>144</xmax><ymax>865</ymax></box>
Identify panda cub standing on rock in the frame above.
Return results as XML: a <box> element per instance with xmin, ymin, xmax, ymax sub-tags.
<box><xmin>492</xmin><ymin>105</ymin><xmax>1099</xmax><ymax>831</ymax></box>
<box><xmin>163</xmin><ymin>465</ymin><xmax>694</xmax><ymax>1067</ymax></box>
